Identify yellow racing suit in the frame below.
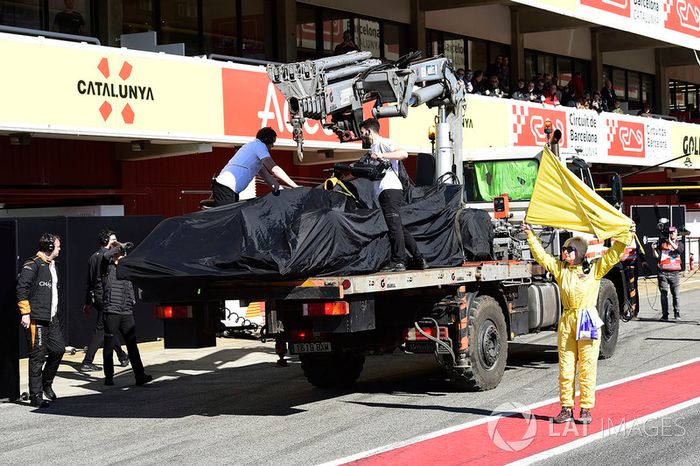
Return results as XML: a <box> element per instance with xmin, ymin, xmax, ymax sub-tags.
<box><xmin>527</xmin><ymin>231</ymin><xmax>632</xmax><ymax>409</ymax></box>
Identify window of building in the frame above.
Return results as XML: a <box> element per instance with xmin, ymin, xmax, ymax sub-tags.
<box><xmin>299</xmin><ymin>5</ymin><xmax>407</xmax><ymax>61</ymax></box>
<box><xmin>383</xmin><ymin>22</ymin><xmax>405</xmax><ymax>62</ymax></box>
<box><xmin>241</xmin><ymin>0</ymin><xmax>266</xmax><ymax>59</ymax></box>
<box><xmin>557</xmin><ymin>57</ymin><xmax>572</xmax><ymax>87</ymax></box>
<box><xmin>296</xmin><ymin>4</ymin><xmax>317</xmax><ymax>58</ymax></box>
<box><xmin>612</xmin><ymin>69</ymin><xmax>626</xmax><ymax>100</ymax></box>
<box><xmin>641</xmin><ymin>74</ymin><xmax>654</xmax><ymax>105</ymax></box>
<box><xmin>49</xmin><ymin>0</ymin><xmax>90</xmax><ymax>35</ymax></box>
<box><xmin>468</xmin><ymin>39</ymin><xmax>488</xmax><ymax>73</ymax></box>
<box><xmin>0</xmin><ymin>0</ymin><xmax>41</xmax><ymax>29</ymax></box>
<box><xmin>669</xmin><ymin>79</ymin><xmax>700</xmax><ymax>112</ymax></box>
<box><xmin>627</xmin><ymin>72</ymin><xmax>640</xmax><ymax>105</ymax></box>
<box><xmin>443</xmin><ymin>35</ymin><xmax>465</xmax><ymax>71</ymax></box>
<box><xmin>321</xmin><ymin>10</ymin><xmax>349</xmax><ymax>55</ymax></box>
<box><xmin>121</xmin><ymin>0</ymin><xmax>275</xmax><ymax>58</ymax></box>
<box><xmin>203</xmin><ymin>0</ymin><xmax>237</xmax><ymax>56</ymax></box>
<box><xmin>122</xmin><ymin>0</ymin><xmax>153</xmax><ymax>34</ymax></box>
<box><xmin>1</xmin><ymin>0</ymin><xmax>93</xmax><ymax>35</ymax></box>
<box><xmin>160</xmin><ymin>0</ymin><xmax>198</xmax><ymax>55</ymax></box>
<box><xmin>354</xmin><ymin>17</ymin><xmax>380</xmax><ymax>57</ymax></box>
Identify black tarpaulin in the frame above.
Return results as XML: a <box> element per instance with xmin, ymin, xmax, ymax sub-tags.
<box><xmin>118</xmin><ymin>181</ymin><xmax>487</xmax><ymax>287</ymax></box>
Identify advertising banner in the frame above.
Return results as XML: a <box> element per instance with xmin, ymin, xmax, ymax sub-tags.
<box><xmin>671</xmin><ymin>121</ymin><xmax>700</xmax><ymax>167</ymax></box>
<box><xmin>512</xmin><ymin>0</ymin><xmax>700</xmax><ymax>50</ymax></box>
<box><xmin>0</xmin><ymin>33</ymin><xmax>224</xmax><ymax>141</ymax></box>
<box><xmin>390</xmin><ymin>95</ymin><xmax>511</xmax><ymax>153</ymax></box>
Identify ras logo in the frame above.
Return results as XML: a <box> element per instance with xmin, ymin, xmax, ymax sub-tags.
<box><xmin>607</xmin><ymin>119</ymin><xmax>646</xmax><ymax>157</ymax></box>
<box><xmin>665</xmin><ymin>0</ymin><xmax>700</xmax><ymax>37</ymax></box>
<box><xmin>580</xmin><ymin>0</ymin><xmax>631</xmax><ymax>16</ymax></box>
<box><xmin>512</xmin><ymin>105</ymin><xmax>566</xmax><ymax>147</ymax></box>
<box><xmin>676</xmin><ymin>0</ymin><xmax>700</xmax><ymax>31</ymax></box>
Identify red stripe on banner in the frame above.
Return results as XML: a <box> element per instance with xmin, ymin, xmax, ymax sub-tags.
<box><xmin>344</xmin><ymin>361</ymin><xmax>700</xmax><ymax>466</ymax></box>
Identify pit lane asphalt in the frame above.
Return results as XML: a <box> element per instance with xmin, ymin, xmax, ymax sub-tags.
<box><xmin>1</xmin><ymin>278</ymin><xmax>698</xmax><ymax>466</ymax></box>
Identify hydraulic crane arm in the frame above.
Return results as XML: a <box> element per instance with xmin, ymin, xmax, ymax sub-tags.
<box><xmin>267</xmin><ymin>51</ymin><xmax>465</xmax><ymax>185</ymax></box>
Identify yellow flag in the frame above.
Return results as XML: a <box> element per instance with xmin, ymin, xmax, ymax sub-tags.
<box><xmin>525</xmin><ymin>147</ymin><xmax>632</xmax><ymax>241</ymax></box>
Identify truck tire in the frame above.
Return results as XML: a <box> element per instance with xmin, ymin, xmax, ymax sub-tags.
<box><xmin>597</xmin><ymin>278</ymin><xmax>620</xmax><ymax>360</ymax></box>
<box><xmin>300</xmin><ymin>351</ymin><xmax>365</xmax><ymax>389</ymax></box>
<box><xmin>457</xmin><ymin>295</ymin><xmax>508</xmax><ymax>391</ymax></box>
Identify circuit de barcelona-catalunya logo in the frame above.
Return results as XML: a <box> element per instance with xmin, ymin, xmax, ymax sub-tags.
<box><xmin>76</xmin><ymin>57</ymin><xmax>155</xmax><ymax>124</ymax></box>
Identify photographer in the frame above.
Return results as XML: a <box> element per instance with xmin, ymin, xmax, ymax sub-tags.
<box><xmin>101</xmin><ymin>241</ymin><xmax>152</xmax><ymax>386</ymax></box>
<box><xmin>358</xmin><ymin>118</ymin><xmax>427</xmax><ymax>272</ymax></box>
<box><xmin>652</xmin><ymin>226</ymin><xmax>683</xmax><ymax>320</ymax></box>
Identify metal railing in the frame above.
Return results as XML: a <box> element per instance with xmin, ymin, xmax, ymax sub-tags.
<box><xmin>207</xmin><ymin>53</ymin><xmax>281</xmax><ymax>66</ymax></box>
<box><xmin>0</xmin><ymin>24</ymin><xmax>100</xmax><ymax>45</ymax></box>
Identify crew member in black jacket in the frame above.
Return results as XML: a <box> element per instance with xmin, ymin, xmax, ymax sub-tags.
<box><xmin>80</xmin><ymin>229</ymin><xmax>129</xmax><ymax>372</ymax></box>
<box><xmin>17</xmin><ymin>233</ymin><xmax>65</xmax><ymax>408</ymax></box>
<box><xmin>101</xmin><ymin>241</ymin><xmax>152</xmax><ymax>386</ymax></box>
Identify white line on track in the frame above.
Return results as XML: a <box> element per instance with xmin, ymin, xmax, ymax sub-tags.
<box><xmin>319</xmin><ymin>356</ymin><xmax>700</xmax><ymax>466</ymax></box>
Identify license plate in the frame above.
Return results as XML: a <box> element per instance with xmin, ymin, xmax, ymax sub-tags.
<box><xmin>291</xmin><ymin>342</ymin><xmax>332</xmax><ymax>354</ymax></box>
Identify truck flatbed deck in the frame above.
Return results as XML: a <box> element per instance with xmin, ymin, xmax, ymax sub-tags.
<box><xmin>194</xmin><ymin>261</ymin><xmax>532</xmax><ymax>301</ymax></box>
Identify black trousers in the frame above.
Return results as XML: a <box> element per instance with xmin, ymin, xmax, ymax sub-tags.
<box><xmin>83</xmin><ymin>304</ymin><xmax>126</xmax><ymax>364</ymax></box>
<box><xmin>211</xmin><ymin>178</ymin><xmax>239</xmax><ymax>207</ymax></box>
<box><xmin>378</xmin><ymin>189</ymin><xmax>420</xmax><ymax>264</ymax></box>
<box><xmin>25</xmin><ymin>318</ymin><xmax>65</xmax><ymax>396</ymax></box>
<box><xmin>103</xmin><ymin>314</ymin><xmax>146</xmax><ymax>381</ymax></box>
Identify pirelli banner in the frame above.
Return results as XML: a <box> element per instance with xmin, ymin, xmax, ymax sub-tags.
<box><xmin>512</xmin><ymin>0</ymin><xmax>700</xmax><ymax>50</ymax></box>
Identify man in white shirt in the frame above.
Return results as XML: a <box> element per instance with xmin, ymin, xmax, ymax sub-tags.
<box><xmin>358</xmin><ymin>118</ymin><xmax>427</xmax><ymax>272</ymax></box>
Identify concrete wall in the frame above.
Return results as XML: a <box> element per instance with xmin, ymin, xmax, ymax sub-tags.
<box><xmin>523</xmin><ymin>28</ymin><xmax>591</xmax><ymax>59</ymax></box>
<box><xmin>603</xmin><ymin>49</ymin><xmax>656</xmax><ymax>75</ymax></box>
<box><xmin>298</xmin><ymin>0</ymin><xmax>411</xmax><ymax>24</ymax></box>
<box><xmin>426</xmin><ymin>5</ymin><xmax>511</xmax><ymax>44</ymax></box>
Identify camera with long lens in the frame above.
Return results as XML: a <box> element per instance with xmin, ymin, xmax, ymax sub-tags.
<box><xmin>334</xmin><ymin>152</ymin><xmax>391</xmax><ymax>181</ymax></box>
<box><xmin>656</xmin><ymin>218</ymin><xmax>670</xmax><ymax>240</ymax></box>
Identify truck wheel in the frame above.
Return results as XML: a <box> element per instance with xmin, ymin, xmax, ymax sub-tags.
<box><xmin>300</xmin><ymin>351</ymin><xmax>365</xmax><ymax>389</ymax></box>
<box><xmin>597</xmin><ymin>278</ymin><xmax>620</xmax><ymax>359</ymax></box>
<box><xmin>458</xmin><ymin>295</ymin><xmax>508</xmax><ymax>391</ymax></box>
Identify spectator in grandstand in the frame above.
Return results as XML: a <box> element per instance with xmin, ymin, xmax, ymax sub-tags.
<box><xmin>590</xmin><ymin>91</ymin><xmax>606</xmax><ymax>113</ymax></box>
<box><xmin>601</xmin><ymin>79</ymin><xmax>617</xmax><ymax>111</ymax></box>
<box><xmin>334</xmin><ymin>30</ymin><xmax>360</xmax><ymax>55</ymax></box>
<box><xmin>469</xmin><ymin>70</ymin><xmax>486</xmax><ymax>95</ymax></box>
<box><xmin>511</xmin><ymin>78</ymin><xmax>528</xmax><ymax>100</ymax></box>
<box><xmin>637</xmin><ymin>103</ymin><xmax>652</xmax><ymax>117</ymax></box>
<box><xmin>611</xmin><ymin>99</ymin><xmax>624</xmax><ymax>114</ymax></box>
<box><xmin>562</xmin><ymin>88</ymin><xmax>578</xmax><ymax>107</ymax></box>
<box><xmin>486</xmin><ymin>55</ymin><xmax>502</xmax><ymax>80</ymax></box>
<box><xmin>485</xmin><ymin>75</ymin><xmax>504</xmax><ymax>98</ymax></box>
<box><xmin>499</xmin><ymin>56</ymin><xmax>511</xmax><ymax>94</ymax></box>
<box><xmin>52</xmin><ymin>0</ymin><xmax>85</xmax><ymax>35</ymax></box>
<box><xmin>543</xmin><ymin>84</ymin><xmax>560</xmax><ymax>106</ymax></box>
<box><xmin>526</xmin><ymin>80</ymin><xmax>543</xmax><ymax>102</ymax></box>
<box><xmin>456</xmin><ymin>68</ymin><xmax>473</xmax><ymax>93</ymax></box>
<box><xmin>568</xmin><ymin>72</ymin><xmax>585</xmax><ymax>100</ymax></box>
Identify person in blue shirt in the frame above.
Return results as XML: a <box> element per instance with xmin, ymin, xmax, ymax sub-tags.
<box><xmin>212</xmin><ymin>127</ymin><xmax>299</xmax><ymax>206</ymax></box>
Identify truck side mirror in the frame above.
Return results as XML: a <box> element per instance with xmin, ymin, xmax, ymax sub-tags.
<box><xmin>610</xmin><ymin>173</ymin><xmax>623</xmax><ymax>208</ymax></box>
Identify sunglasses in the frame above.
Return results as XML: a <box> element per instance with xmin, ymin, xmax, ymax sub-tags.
<box><xmin>563</xmin><ymin>246</ymin><xmax>577</xmax><ymax>254</ymax></box>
